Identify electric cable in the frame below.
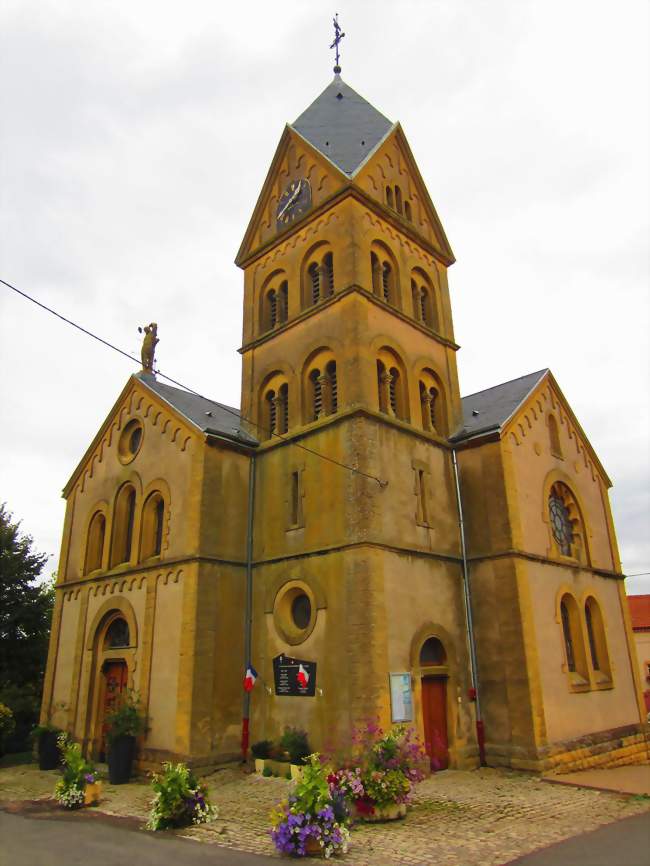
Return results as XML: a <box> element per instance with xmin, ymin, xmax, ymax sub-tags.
<box><xmin>1</xmin><ymin>277</ymin><xmax>387</xmax><ymax>487</ymax></box>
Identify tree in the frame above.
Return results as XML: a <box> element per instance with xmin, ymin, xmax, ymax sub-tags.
<box><xmin>0</xmin><ymin>504</ymin><xmax>54</xmax><ymax>751</ymax></box>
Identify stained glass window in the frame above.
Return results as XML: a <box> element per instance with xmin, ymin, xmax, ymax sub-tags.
<box><xmin>549</xmin><ymin>493</ymin><xmax>573</xmax><ymax>556</ymax></box>
<box><xmin>104</xmin><ymin>618</ymin><xmax>130</xmax><ymax>649</ymax></box>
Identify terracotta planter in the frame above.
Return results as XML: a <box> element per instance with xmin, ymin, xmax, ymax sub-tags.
<box><xmin>354</xmin><ymin>801</ymin><xmax>406</xmax><ymax>822</ymax></box>
<box><xmin>304</xmin><ymin>836</ymin><xmax>323</xmax><ymax>856</ymax></box>
<box><xmin>84</xmin><ymin>781</ymin><xmax>102</xmax><ymax>806</ymax></box>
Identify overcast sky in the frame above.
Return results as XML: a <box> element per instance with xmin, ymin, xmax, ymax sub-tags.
<box><xmin>1</xmin><ymin>0</ymin><xmax>648</xmax><ymax>593</ymax></box>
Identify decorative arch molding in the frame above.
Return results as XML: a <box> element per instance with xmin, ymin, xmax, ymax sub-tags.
<box><xmin>85</xmin><ymin>596</ymin><xmax>139</xmax><ymax>652</ymax></box>
<box><xmin>369</xmin><ymin>333</ymin><xmax>410</xmax><ymax>361</ymax></box>
<box><xmin>409</xmin><ymin>622</ymin><xmax>457</xmax><ymax>672</ymax></box>
<box><xmin>264</xmin><ymin>571</ymin><xmax>327</xmax><ymax>614</ymax></box>
<box><xmin>541</xmin><ymin>469</ymin><xmax>591</xmax><ymax>566</ymax></box>
<box><xmin>257</xmin><ymin>360</ymin><xmax>297</xmax><ymax>391</ymax></box>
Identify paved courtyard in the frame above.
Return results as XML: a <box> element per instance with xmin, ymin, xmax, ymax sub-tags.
<box><xmin>1</xmin><ymin>762</ymin><xmax>649</xmax><ymax>865</ymax></box>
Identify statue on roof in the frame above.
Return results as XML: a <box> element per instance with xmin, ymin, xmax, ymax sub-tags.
<box><xmin>138</xmin><ymin>322</ymin><xmax>159</xmax><ymax>373</ymax></box>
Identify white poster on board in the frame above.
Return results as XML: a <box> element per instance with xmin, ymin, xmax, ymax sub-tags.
<box><xmin>389</xmin><ymin>672</ymin><xmax>413</xmax><ymax>722</ymax></box>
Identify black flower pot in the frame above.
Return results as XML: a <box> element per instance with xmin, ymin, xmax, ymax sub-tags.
<box><xmin>107</xmin><ymin>734</ymin><xmax>136</xmax><ymax>784</ymax></box>
<box><xmin>38</xmin><ymin>730</ymin><xmax>61</xmax><ymax>771</ymax></box>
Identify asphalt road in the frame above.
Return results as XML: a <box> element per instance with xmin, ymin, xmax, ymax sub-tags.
<box><xmin>0</xmin><ymin>810</ymin><xmax>274</xmax><ymax>866</ymax></box>
<box><xmin>1</xmin><ymin>808</ymin><xmax>648</xmax><ymax>866</ymax></box>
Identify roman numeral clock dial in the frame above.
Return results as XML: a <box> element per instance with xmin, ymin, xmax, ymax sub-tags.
<box><xmin>276</xmin><ymin>178</ymin><xmax>311</xmax><ymax>230</ymax></box>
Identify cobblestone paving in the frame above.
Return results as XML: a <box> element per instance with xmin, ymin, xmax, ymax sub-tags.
<box><xmin>2</xmin><ymin>763</ymin><xmax>649</xmax><ymax>865</ymax></box>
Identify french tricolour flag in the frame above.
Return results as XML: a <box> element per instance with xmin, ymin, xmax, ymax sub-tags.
<box><xmin>297</xmin><ymin>664</ymin><xmax>309</xmax><ymax>688</ymax></box>
<box><xmin>243</xmin><ymin>664</ymin><xmax>258</xmax><ymax>692</ymax></box>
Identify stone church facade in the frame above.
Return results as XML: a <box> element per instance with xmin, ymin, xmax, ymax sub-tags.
<box><xmin>41</xmin><ymin>75</ymin><xmax>647</xmax><ymax>774</ymax></box>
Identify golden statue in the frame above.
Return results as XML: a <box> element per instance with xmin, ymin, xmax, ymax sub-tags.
<box><xmin>138</xmin><ymin>322</ymin><xmax>159</xmax><ymax>372</ymax></box>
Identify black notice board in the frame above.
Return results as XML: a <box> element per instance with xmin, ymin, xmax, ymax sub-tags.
<box><xmin>273</xmin><ymin>654</ymin><xmax>317</xmax><ymax>697</ymax></box>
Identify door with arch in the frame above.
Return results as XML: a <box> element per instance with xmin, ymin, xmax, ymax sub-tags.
<box><xmin>418</xmin><ymin>635</ymin><xmax>450</xmax><ymax>770</ymax></box>
<box><xmin>99</xmin><ymin>659</ymin><xmax>128</xmax><ymax>760</ymax></box>
<box><xmin>421</xmin><ymin>676</ymin><xmax>449</xmax><ymax>770</ymax></box>
<box><xmin>90</xmin><ymin>613</ymin><xmax>133</xmax><ymax>760</ymax></box>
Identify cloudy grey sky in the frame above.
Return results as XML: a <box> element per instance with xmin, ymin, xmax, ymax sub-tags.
<box><xmin>1</xmin><ymin>1</ymin><xmax>648</xmax><ymax>593</ymax></box>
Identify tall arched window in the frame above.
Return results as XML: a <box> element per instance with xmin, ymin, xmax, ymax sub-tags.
<box><xmin>404</xmin><ymin>201</ymin><xmax>412</xmax><ymax>221</ymax></box>
<box><xmin>386</xmin><ymin>186</ymin><xmax>394</xmax><ymax>208</ymax></box>
<box><xmin>377</xmin><ymin>349</ymin><xmax>408</xmax><ymax>421</ymax></box>
<box><xmin>548</xmin><ymin>481</ymin><xmax>586</xmax><ymax>562</ymax></box>
<box><xmin>279</xmin><ymin>280</ymin><xmax>288</xmax><ymax>324</ymax></box>
<box><xmin>370</xmin><ymin>242</ymin><xmax>400</xmax><ymax>307</ymax></box>
<box><xmin>84</xmin><ymin>511</ymin><xmax>106</xmax><ymax>574</ymax></box>
<box><xmin>111</xmin><ymin>485</ymin><xmax>136</xmax><ymax>567</ymax></box>
<box><xmin>584</xmin><ymin>596</ymin><xmax>612</xmax><ymax>681</ymax></box>
<box><xmin>395</xmin><ymin>185</ymin><xmax>403</xmax><ymax>215</ymax></box>
<box><xmin>419</xmin><ymin>381</ymin><xmax>439</xmax><ymax>432</ymax></box>
<box><xmin>262</xmin><ymin>380</ymin><xmax>289</xmax><ymax>438</ymax></box>
<box><xmin>304</xmin><ymin>248</ymin><xmax>334</xmax><ymax>309</ymax></box>
<box><xmin>418</xmin><ymin>369</ymin><xmax>447</xmax><ymax>435</ymax></box>
<box><xmin>141</xmin><ymin>492</ymin><xmax>165</xmax><ymax>560</ymax></box>
<box><xmin>548</xmin><ymin>414</ymin><xmax>563</xmax><ymax>458</ymax></box>
<box><xmin>411</xmin><ymin>270</ymin><xmax>439</xmax><ymax>331</ymax></box>
<box><xmin>559</xmin><ymin>592</ymin><xmax>589</xmax><ymax>687</ymax></box>
<box><xmin>304</xmin><ymin>352</ymin><xmax>338</xmax><ymax>423</ymax></box>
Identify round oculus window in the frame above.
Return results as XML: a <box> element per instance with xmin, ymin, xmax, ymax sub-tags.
<box><xmin>273</xmin><ymin>581</ymin><xmax>318</xmax><ymax>645</ymax></box>
<box><xmin>118</xmin><ymin>419</ymin><xmax>144</xmax><ymax>464</ymax></box>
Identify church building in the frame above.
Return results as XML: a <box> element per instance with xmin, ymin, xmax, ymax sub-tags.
<box><xmin>41</xmin><ymin>72</ymin><xmax>648</xmax><ymax>774</ymax></box>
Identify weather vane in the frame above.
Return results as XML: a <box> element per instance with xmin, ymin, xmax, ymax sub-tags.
<box><xmin>330</xmin><ymin>13</ymin><xmax>345</xmax><ymax>74</ymax></box>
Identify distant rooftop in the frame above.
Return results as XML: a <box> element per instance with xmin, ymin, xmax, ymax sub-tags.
<box><xmin>628</xmin><ymin>595</ymin><xmax>650</xmax><ymax>631</ymax></box>
<box><xmin>291</xmin><ymin>75</ymin><xmax>393</xmax><ymax>176</ymax></box>
<box><xmin>453</xmin><ymin>369</ymin><xmax>549</xmax><ymax>442</ymax></box>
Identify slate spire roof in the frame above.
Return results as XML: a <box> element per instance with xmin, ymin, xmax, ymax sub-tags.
<box><xmin>291</xmin><ymin>74</ymin><xmax>393</xmax><ymax>176</ymax></box>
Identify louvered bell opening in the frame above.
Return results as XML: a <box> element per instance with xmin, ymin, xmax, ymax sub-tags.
<box><xmin>309</xmin><ymin>263</ymin><xmax>320</xmax><ymax>304</ymax></box>
<box><xmin>389</xmin><ymin>368</ymin><xmax>398</xmax><ymax>415</ymax></box>
<box><xmin>311</xmin><ymin>369</ymin><xmax>322</xmax><ymax>420</ymax></box>
<box><xmin>328</xmin><ymin>362</ymin><xmax>338</xmax><ymax>412</ymax></box>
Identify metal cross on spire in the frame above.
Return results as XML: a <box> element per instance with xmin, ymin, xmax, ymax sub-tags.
<box><xmin>330</xmin><ymin>13</ymin><xmax>345</xmax><ymax>74</ymax></box>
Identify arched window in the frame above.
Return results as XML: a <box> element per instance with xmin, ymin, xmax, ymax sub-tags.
<box><xmin>268</xmin><ymin>289</ymin><xmax>278</xmax><ymax>329</ymax></box>
<box><xmin>141</xmin><ymin>492</ymin><xmax>165</xmax><ymax>560</ymax></box>
<box><xmin>84</xmin><ymin>511</ymin><xmax>106</xmax><ymax>574</ymax></box>
<box><xmin>381</xmin><ymin>261</ymin><xmax>393</xmax><ymax>304</ymax></box>
<box><xmin>549</xmin><ymin>414</ymin><xmax>563</xmax><ymax>458</ymax></box>
<box><xmin>420</xmin><ymin>637</ymin><xmax>446</xmax><ymax>666</ymax></box>
<box><xmin>266</xmin><ymin>390</ymin><xmax>277</xmax><ymax>437</ymax></box>
<box><xmin>263</xmin><ymin>383</ymin><xmax>288</xmax><ymax>437</ymax></box>
<box><xmin>110</xmin><ymin>485</ymin><xmax>136</xmax><ymax>567</ymax></box>
<box><xmin>395</xmin><ymin>185</ymin><xmax>403</xmax><ymax>215</ymax></box>
<box><xmin>404</xmin><ymin>201</ymin><xmax>412</xmax><ymax>221</ymax></box>
<box><xmin>277</xmin><ymin>383</ymin><xmax>289</xmax><ymax>434</ymax></box>
<box><xmin>418</xmin><ymin>369</ymin><xmax>447</xmax><ymax>435</ymax></box>
<box><xmin>304</xmin><ymin>352</ymin><xmax>338</xmax><ymax>422</ymax></box>
<box><xmin>304</xmin><ymin>249</ymin><xmax>334</xmax><ymax>309</ymax></box>
<box><xmin>377</xmin><ymin>350</ymin><xmax>408</xmax><ymax>421</ymax></box>
<box><xmin>279</xmin><ymin>280</ymin><xmax>288</xmax><ymax>324</ymax></box>
<box><xmin>308</xmin><ymin>262</ymin><xmax>320</xmax><ymax>305</ymax></box>
<box><xmin>559</xmin><ymin>593</ymin><xmax>589</xmax><ymax>686</ymax></box>
<box><xmin>370</xmin><ymin>242</ymin><xmax>400</xmax><ymax>307</ymax></box>
<box><xmin>386</xmin><ymin>186</ymin><xmax>394</xmax><ymax>208</ymax></box>
<box><xmin>104</xmin><ymin>616</ymin><xmax>130</xmax><ymax>649</ymax></box>
<box><xmin>548</xmin><ymin>481</ymin><xmax>586</xmax><ymax>561</ymax></box>
<box><xmin>419</xmin><ymin>381</ymin><xmax>439</xmax><ymax>432</ymax></box>
<box><xmin>411</xmin><ymin>270</ymin><xmax>439</xmax><ymax>331</ymax></box>
<box><xmin>585</xmin><ymin>596</ymin><xmax>612</xmax><ymax>681</ymax></box>
<box><xmin>326</xmin><ymin>360</ymin><xmax>337</xmax><ymax>413</ymax></box>
<box><xmin>310</xmin><ymin>368</ymin><xmax>323</xmax><ymax>420</ymax></box>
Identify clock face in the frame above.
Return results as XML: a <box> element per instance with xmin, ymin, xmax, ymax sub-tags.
<box><xmin>276</xmin><ymin>178</ymin><xmax>311</xmax><ymax>229</ymax></box>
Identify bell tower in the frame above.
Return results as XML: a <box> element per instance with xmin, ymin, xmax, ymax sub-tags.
<box><xmin>237</xmin><ymin>75</ymin><xmax>477</xmax><ymax>767</ymax></box>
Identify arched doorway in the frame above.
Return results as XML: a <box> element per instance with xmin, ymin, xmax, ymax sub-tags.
<box><xmin>93</xmin><ymin>614</ymin><xmax>133</xmax><ymax>760</ymax></box>
<box><xmin>419</xmin><ymin>636</ymin><xmax>449</xmax><ymax>770</ymax></box>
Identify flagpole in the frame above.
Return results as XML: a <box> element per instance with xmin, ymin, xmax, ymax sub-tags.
<box><xmin>241</xmin><ymin>453</ymin><xmax>256</xmax><ymax>761</ymax></box>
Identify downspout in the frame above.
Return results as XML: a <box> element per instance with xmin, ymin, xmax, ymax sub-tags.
<box><xmin>241</xmin><ymin>453</ymin><xmax>256</xmax><ymax>762</ymax></box>
<box><xmin>452</xmin><ymin>448</ymin><xmax>486</xmax><ymax>766</ymax></box>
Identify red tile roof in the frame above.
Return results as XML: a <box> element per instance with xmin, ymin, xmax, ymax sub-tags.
<box><xmin>628</xmin><ymin>595</ymin><xmax>650</xmax><ymax>630</ymax></box>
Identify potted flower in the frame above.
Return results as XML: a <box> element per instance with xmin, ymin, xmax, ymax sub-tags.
<box><xmin>105</xmin><ymin>691</ymin><xmax>146</xmax><ymax>784</ymax></box>
<box><xmin>146</xmin><ymin>762</ymin><xmax>218</xmax><ymax>831</ymax></box>
<box><xmin>54</xmin><ymin>734</ymin><xmax>102</xmax><ymax>808</ymax></box>
<box><xmin>251</xmin><ymin>739</ymin><xmax>274</xmax><ymax>774</ymax></box>
<box><xmin>279</xmin><ymin>727</ymin><xmax>310</xmax><ymax>779</ymax></box>
<box><xmin>341</xmin><ymin>722</ymin><xmax>427</xmax><ymax>822</ymax></box>
<box><xmin>270</xmin><ymin>754</ymin><xmax>350</xmax><ymax>858</ymax></box>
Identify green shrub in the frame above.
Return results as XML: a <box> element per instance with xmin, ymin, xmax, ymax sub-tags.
<box><xmin>262</xmin><ymin>766</ymin><xmax>273</xmax><ymax>777</ymax></box>
<box><xmin>146</xmin><ymin>762</ymin><xmax>217</xmax><ymax>831</ymax></box>
<box><xmin>54</xmin><ymin>734</ymin><xmax>97</xmax><ymax>809</ymax></box>
<box><xmin>0</xmin><ymin>703</ymin><xmax>15</xmax><ymax>754</ymax></box>
<box><xmin>251</xmin><ymin>739</ymin><xmax>273</xmax><ymax>759</ymax></box>
<box><xmin>279</xmin><ymin>727</ymin><xmax>310</xmax><ymax>765</ymax></box>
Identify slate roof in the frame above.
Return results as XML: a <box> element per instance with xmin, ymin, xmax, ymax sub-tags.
<box><xmin>291</xmin><ymin>75</ymin><xmax>393</xmax><ymax>176</ymax></box>
<box><xmin>138</xmin><ymin>373</ymin><xmax>258</xmax><ymax>446</ymax></box>
<box><xmin>628</xmin><ymin>595</ymin><xmax>650</xmax><ymax>631</ymax></box>
<box><xmin>452</xmin><ymin>369</ymin><xmax>549</xmax><ymax>442</ymax></box>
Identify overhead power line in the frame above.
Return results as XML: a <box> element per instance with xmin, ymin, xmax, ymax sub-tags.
<box><xmin>1</xmin><ymin>276</ymin><xmax>387</xmax><ymax>487</ymax></box>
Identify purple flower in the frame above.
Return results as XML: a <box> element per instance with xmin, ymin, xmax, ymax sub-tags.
<box><xmin>84</xmin><ymin>773</ymin><xmax>95</xmax><ymax>784</ymax></box>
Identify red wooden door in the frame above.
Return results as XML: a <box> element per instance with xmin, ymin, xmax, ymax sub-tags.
<box><xmin>100</xmin><ymin>661</ymin><xmax>128</xmax><ymax>758</ymax></box>
<box><xmin>421</xmin><ymin>676</ymin><xmax>449</xmax><ymax>770</ymax></box>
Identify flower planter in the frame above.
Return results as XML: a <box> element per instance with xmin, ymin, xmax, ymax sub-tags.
<box><xmin>354</xmin><ymin>801</ymin><xmax>406</xmax><ymax>822</ymax></box>
<box><xmin>38</xmin><ymin>730</ymin><xmax>62</xmax><ymax>771</ymax></box>
<box><xmin>107</xmin><ymin>734</ymin><xmax>136</xmax><ymax>784</ymax></box>
<box><xmin>83</xmin><ymin>781</ymin><xmax>102</xmax><ymax>806</ymax></box>
<box><xmin>255</xmin><ymin>757</ymin><xmax>302</xmax><ymax>778</ymax></box>
<box><xmin>304</xmin><ymin>836</ymin><xmax>324</xmax><ymax>856</ymax></box>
